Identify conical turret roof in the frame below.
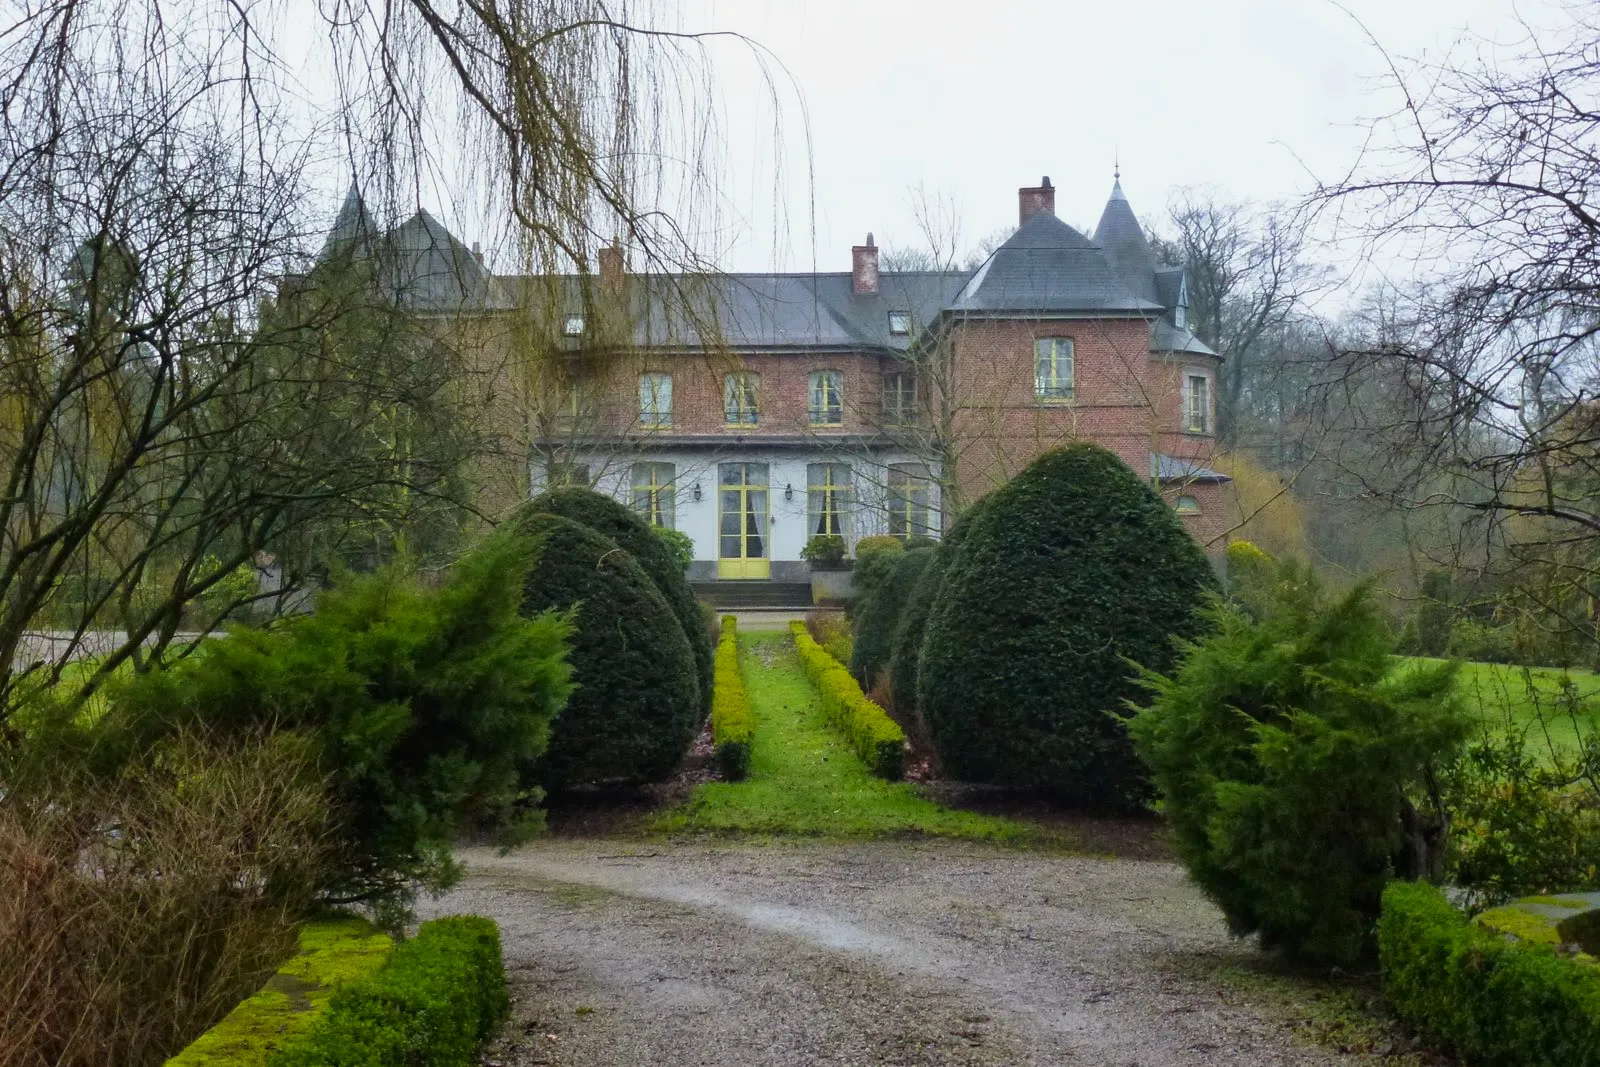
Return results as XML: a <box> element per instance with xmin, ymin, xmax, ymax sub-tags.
<box><xmin>951</xmin><ymin>210</ymin><xmax>1160</xmax><ymax>314</ymax></box>
<box><xmin>1093</xmin><ymin>178</ymin><xmax>1160</xmax><ymax>304</ymax></box>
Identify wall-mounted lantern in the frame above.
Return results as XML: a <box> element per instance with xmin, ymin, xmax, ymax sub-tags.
<box><xmin>691</xmin><ymin>481</ymin><xmax>702</xmax><ymax>502</ymax></box>
<box><xmin>784</xmin><ymin>483</ymin><xmax>793</xmax><ymax>501</ymax></box>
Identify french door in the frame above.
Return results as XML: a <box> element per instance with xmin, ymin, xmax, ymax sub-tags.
<box><xmin>717</xmin><ymin>462</ymin><xmax>770</xmax><ymax>579</ymax></box>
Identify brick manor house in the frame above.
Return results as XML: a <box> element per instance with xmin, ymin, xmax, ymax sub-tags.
<box><xmin>321</xmin><ymin>175</ymin><xmax>1228</xmax><ymax>583</ymax></box>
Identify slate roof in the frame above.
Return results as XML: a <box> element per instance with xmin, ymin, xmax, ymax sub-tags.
<box><xmin>951</xmin><ymin>210</ymin><xmax>1163</xmax><ymax>315</ymax></box>
<box><xmin>1093</xmin><ymin>178</ymin><xmax>1162</xmax><ymax>305</ymax></box>
<box><xmin>325</xmin><ymin>181</ymin><xmax>1222</xmax><ymax>358</ymax></box>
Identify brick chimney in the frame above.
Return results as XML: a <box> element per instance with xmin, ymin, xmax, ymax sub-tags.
<box><xmin>851</xmin><ymin>233</ymin><xmax>879</xmax><ymax>295</ymax></box>
<box><xmin>1018</xmin><ymin>176</ymin><xmax>1055</xmax><ymax>226</ymax></box>
<box><xmin>598</xmin><ymin>239</ymin><xmax>625</xmax><ymax>289</ymax></box>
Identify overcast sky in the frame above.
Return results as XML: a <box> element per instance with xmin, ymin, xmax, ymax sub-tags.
<box><xmin>662</xmin><ymin>0</ymin><xmax>1568</xmax><ymax>276</ymax></box>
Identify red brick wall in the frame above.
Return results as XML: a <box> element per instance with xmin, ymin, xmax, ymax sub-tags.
<box><xmin>942</xmin><ymin>316</ymin><xmax>1225</xmax><ymax>546</ymax></box>
<box><xmin>577</xmin><ymin>349</ymin><xmax>889</xmax><ymax>437</ymax></box>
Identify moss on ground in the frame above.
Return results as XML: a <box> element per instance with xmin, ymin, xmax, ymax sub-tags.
<box><xmin>165</xmin><ymin>918</ymin><xmax>392</xmax><ymax>1065</ymax></box>
<box><xmin>652</xmin><ymin>633</ymin><xmax>1042</xmax><ymax>843</ymax></box>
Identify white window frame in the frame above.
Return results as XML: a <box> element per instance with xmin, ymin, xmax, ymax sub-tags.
<box><xmin>887</xmin><ymin>310</ymin><xmax>911</xmax><ymax>335</ymax></box>
<box><xmin>563</xmin><ymin>314</ymin><xmax>585</xmax><ymax>336</ymax></box>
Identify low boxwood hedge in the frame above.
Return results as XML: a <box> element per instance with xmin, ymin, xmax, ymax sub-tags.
<box><xmin>790</xmin><ymin>621</ymin><xmax>904</xmax><ymax>779</ymax></box>
<box><xmin>1378</xmin><ymin>881</ymin><xmax>1600</xmax><ymax>1067</ymax></box>
<box><xmin>712</xmin><ymin>615</ymin><xmax>753</xmax><ymax>780</ymax></box>
<box><xmin>167</xmin><ymin>919</ymin><xmax>393</xmax><ymax>1066</ymax></box>
<box><xmin>270</xmin><ymin>916</ymin><xmax>508</xmax><ymax>1067</ymax></box>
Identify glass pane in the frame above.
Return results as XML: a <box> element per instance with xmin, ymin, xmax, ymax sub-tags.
<box><xmin>719</xmin><ymin>463</ymin><xmax>742</xmax><ymax>487</ymax></box>
<box><xmin>720</xmin><ymin>493</ymin><xmax>742</xmax><ymax>534</ymax></box>
<box><xmin>743</xmin><ymin>462</ymin><xmax>768</xmax><ymax>485</ymax></box>
<box><xmin>721</xmin><ymin>534</ymin><xmax>742</xmax><ymax>558</ymax></box>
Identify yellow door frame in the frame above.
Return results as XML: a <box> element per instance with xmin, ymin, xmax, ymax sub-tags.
<box><xmin>717</xmin><ymin>463</ymin><xmax>771</xmax><ymax>579</ymax></box>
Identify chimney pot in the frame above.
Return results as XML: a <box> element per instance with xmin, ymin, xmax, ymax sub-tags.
<box><xmin>851</xmin><ymin>234</ymin><xmax>879</xmax><ymax>295</ymax></box>
<box><xmin>1018</xmin><ymin>178</ymin><xmax>1057</xmax><ymax>226</ymax></box>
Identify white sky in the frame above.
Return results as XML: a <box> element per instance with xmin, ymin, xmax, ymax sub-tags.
<box><xmin>270</xmin><ymin>0</ymin><xmax>1569</xmax><ymax>280</ymax></box>
<box><xmin>673</xmin><ymin>0</ymin><xmax>1564</xmax><ymax>274</ymax></box>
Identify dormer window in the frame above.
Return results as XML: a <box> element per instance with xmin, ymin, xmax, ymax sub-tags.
<box><xmin>563</xmin><ymin>314</ymin><xmax>585</xmax><ymax>336</ymax></box>
<box><xmin>887</xmin><ymin>310</ymin><xmax>911</xmax><ymax>335</ymax></box>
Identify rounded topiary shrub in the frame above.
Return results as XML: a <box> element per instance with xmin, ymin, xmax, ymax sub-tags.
<box><xmin>849</xmin><ymin>546</ymin><xmax>932</xmax><ymax>688</ymax></box>
<box><xmin>917</xmin><ymin>444</ymin><xmax>1216</xmax><ymax>805</ymax></box>
<box><xmin>887</xmin><ymin>497</ymin><xmax>989</xmax><ymax>717</ymax></box>
<box><xmin>519</xmin><ymin>488</ymin><xmax>711</xmax><ymax>716</ymax></box>
<box><xmin>513</xmin><ymin>513</ymin><xmax>700</xmax><ymax>790</ymax></box>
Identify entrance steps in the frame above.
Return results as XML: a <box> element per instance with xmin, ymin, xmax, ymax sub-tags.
<box><xmin>691</xmin><ymin>580</ymin><xmax>813</xmax><ymax>609</ymax></box>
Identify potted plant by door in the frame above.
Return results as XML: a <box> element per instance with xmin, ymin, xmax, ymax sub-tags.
<box><xmin>801</xmin><ymin>535</ymin><xmax>852</xmax><ymax>605</ymax></box>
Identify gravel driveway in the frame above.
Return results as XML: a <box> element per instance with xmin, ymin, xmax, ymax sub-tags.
<box><xmin>428</xmin><ymin>839</ymin><xmax>1393</xmax><ymax>1066</ymax></box>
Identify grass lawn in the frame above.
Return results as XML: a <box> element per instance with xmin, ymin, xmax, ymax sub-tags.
<box><xmin>653</xmin><ymin>631</ymin><xmax>1032</xmax><ymax>842</ymax></box>
<box><xmin>1398</xmin><ymin>656</ymin><xmax>1600</xmax><ymax>758</ymax></box>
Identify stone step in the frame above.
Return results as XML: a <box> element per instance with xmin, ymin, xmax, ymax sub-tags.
<box><xmin>691</xmin><ymin>580</ymin><xmax>813</xmax><ymax>609</ymax></box>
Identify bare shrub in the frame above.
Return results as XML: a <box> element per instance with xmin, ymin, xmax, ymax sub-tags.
<box><xmin>0</xmin><ymin>730</ymin><xmax>335</xmax><ymax>1067</ymax></box>
<box><xmin>804</xmin><ymin>609</ymin><xmax>853</xmax><ymax>665</ymax></box>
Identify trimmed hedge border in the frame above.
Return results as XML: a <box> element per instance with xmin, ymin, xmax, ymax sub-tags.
<box><xmin>167</xmin><ymin>919</ymin><xmax>393</xmax><ymax>1066</ymax></box>
<box><xmin>269</xmin><ymin>916</ymin><xmax>508</xmax><ymax>1067</ymax></box>
<box><xmin>1378</xmin><ymin>881</ymin><xmax>1600</xmax><ymax>1067</ymax></box>
<box><xmin>789</xmin><ymin>621</ymin><xmax>905</xmax><ymax>780</ymax></box>
<box><xmin>712</xmin><ymin>615</ymin><xmax>753</xmax><ymax>780</ymax></box>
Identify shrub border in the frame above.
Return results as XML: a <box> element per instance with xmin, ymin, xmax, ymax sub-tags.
<box><xmin>712</xmin><ymin>615</ymin><xmax>753</xmax><ymax>779</ymax></box>
<box><xmin>1378</xmin><ymin>881</ymin><xmax>1600</xmax><ymax>1067</ymax></box>
<box><xmin>268</xmin><ymin>915</ymin><xmax>508</xmax><ymax>1066</ymax></box>
<box><xmin>165</xmin><ymin>919</ymin><xmax>393</xmax><ymax>1066</ymax></box>
<box><xmin>789</xmin><ymin>621</ymin><xmax>905</xmax><ymax>780</ymax></box>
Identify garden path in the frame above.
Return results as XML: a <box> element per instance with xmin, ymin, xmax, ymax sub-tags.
<box><xmin>430</xmin><ymin>840</ymin><xmax>1399</xmax><ymax>1066</ymax></box>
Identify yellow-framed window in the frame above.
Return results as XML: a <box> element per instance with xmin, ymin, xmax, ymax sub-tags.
<box><xmin>887</xmin><ymin>463</ymin><xmax>936</xmax><ymax>538</ymax></box>
<box><xmin>808</xmin><ymin>370</ymin><xmax>844</xmax><ymax>426</ymax></box>
<box><xmin>1034</xmin><ymin>337</ymin><xmax>1074</xmax><ymax>401</ymax></box>
<box><xmin>639</xmin><ymin>372</ymin><xmax>672</xmax><ymax>427</ymax></box>
<box><xmin>883</xmin><ymin>372</ymin><xmax>916</xmax><ymax>425</ymax></box>
<box><xmin>806</xmin><ymin>462</ymin><xmax>851</xmax><ymax>536</ymax></box>
<box><xmin>723</xmin><ymin>372</ymin><xmax>759</xmax><ymax>425</ymax></box>
<box><xmin>630</xmin><ymin>461</ymin><xmax>676</xmax><ymax>527</ymax></box>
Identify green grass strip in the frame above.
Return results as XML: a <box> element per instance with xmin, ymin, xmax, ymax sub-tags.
<box><xmin>655</xmin><ymin>632</ymin><xmax>1028</xmax><ymax>841</ymax></box>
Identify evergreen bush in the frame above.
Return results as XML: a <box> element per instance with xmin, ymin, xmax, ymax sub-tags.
<box><xmin>850</xmin><ymin>536</ymin><xmax>904</xmax><ymax>601</ymax></box>
<box><xmin>888</xmin><ymin>499</ymin><xmax>988</xmax><ymax>718</ymax></box>
<box><xmin>917</xmin><ymin>444</ymin><xmax>1214</xmax><ymax>804</ymax></box>
<box><xmin>97</xmin><ymin>532</ymin><xmax>573</xmax><ymax>910</ymax></box>
<box><xmin>519</xmin><ymin>488</ymin><xmax>712</xmax><ymax>716</ymax></box>
<box><xmin>849</xmin><ymin>547</ymin><xmax>932</xmax><ymax>687</ymax></box>
<box><xmin>514</xmin><ymin>513</ymin><xmax>700</xmax><ymax>790</ymax></box>
<box><xmin>1127</xmin><ymin>558</ymin><xmax>1469</xmax><ymax>965</ymax></box>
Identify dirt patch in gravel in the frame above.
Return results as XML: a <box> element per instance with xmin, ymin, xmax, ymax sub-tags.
<box><xmin>427</xmin><ymin>839</ymin><xmax>1431</xmax><ymax>1066</ymax></box>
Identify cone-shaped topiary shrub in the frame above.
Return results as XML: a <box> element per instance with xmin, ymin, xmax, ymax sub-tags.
<box><xmin>849</xmin><ymin>546</ymin><xmax>933</xmax><ymax>688</ymax></box>
<box><xmin>513</xmin><ymin>513</ymin><xmax>700</xmax><ymax>790</ymax></box>
<box><xmin>888</xmin><ymin>497</ymin><xmax>990</xmax><ymax>718</ymax></box>
<box><xmin>917</xmin><ymin>444</ymin><xmax>1215</xmax><ymax>805</ymax></box>
<box><xmin>518</xmin><ymin>488</ymin><xmax>711</xmax><ymax>716</ymax></box>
